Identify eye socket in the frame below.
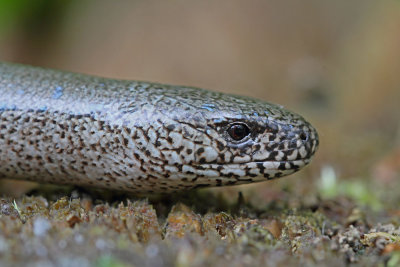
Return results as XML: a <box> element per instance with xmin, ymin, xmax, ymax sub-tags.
<box><xmin>227</xmin><ymin>123</ymin><xmax>250</xmax><ymax>141</ymax></box>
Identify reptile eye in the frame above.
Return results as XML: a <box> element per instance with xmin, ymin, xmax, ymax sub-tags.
<box><xmin>227</xmin><ymin>123</ymin><xmax>250</xmax><ymax>141</ymax></box>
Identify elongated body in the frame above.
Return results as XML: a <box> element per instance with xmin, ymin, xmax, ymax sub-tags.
<box><xmin>0</xmin><ymin>62</ymin><xmax>318</xmax><ymax>192</ymax></box>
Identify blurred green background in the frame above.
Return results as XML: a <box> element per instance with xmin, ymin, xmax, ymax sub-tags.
<box><xmin>0</xmin><ymin>0</ymin><xmax>399</xmax><ymax>201</ymax></box>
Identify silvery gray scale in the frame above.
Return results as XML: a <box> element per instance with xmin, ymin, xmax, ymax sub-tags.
<box><xmin>0</xmin><ymin>62</ymin><xmax>319</xmax><ymax>192</ymax></box>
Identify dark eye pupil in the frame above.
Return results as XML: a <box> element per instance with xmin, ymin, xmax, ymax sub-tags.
<box><xmin>228</xmin><ymin>124</ymin><xmax>250</xmax><ymax>141</ymax></box>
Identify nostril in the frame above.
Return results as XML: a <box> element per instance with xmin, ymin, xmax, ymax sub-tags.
<box><xmin>300</xmin><ymin>132</ymin><xmax>308</xmax><ymax>141</ymax></box>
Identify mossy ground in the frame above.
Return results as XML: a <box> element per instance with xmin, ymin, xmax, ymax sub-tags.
<box><xmin>1</xmin><ymin>175</ymin><xmax>399</xmax><ymax>267</ymax></box>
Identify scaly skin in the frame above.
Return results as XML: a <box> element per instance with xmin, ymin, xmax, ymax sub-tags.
<box><xmin>0</xmin><ymin>62</ymin><xmax>319</xmax><ymax>192</ymax></box>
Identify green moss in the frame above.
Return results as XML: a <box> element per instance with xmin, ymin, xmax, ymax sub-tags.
<box><xmin>318</xmin><ymin>166</ymin><xmax>383</xmax><ymax>211</ymax></box>
<box><xmin>96</xmin><ymin>255</ymin><xmax>128</xmax><ymax>267</ymax></box>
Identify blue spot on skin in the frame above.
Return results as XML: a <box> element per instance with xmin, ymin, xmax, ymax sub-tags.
<box><xmin>213</xmin><ymin>118</ymin><xmax>223</xmax><ymax>123</ymax></box>
<box><xmin>233</xmin><ymin>115</ymin><xmax>245</xmax><ymax>120</ymax></box>
<box><xmin>253</xmin><ymin>112</ymin><xmax>259</xmax><ymax>117</ymax></box>
<box><xmin>16</xmin><ymin>89</ymin><xmax>25</xmax><ymax>95</ymax></box>
<box><xmin>201</xmin><ymin>106</ymin><xmax>214</xmax><ymax>112</ymax></box>
<box><xmin>201</xmin><ymin>103</ymin><xmax>216</xmax><ymax>112</ymax></box>
<box><xmin>38</xmin><ymin>106</ymin><xmax>48</xmax><ymax>112</ymax></box>
<box><xmin>52</xmin><ymin>86</ymin><xmax>64</xmax><ymax>99</ymax></box>
<box><xmin>0</xmin><ymin>103</ymin><xmax>17</xmax><ymax>111</ymax></box>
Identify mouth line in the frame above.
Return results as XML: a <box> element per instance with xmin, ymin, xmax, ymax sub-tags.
<box><xmin>248</xmin><ymin>159</ymin><xmax>309</xmax><ymax>163</ymax></box>
<box><xmin>195</xmin><ymin>159</ymin><xmax>310</xmax><ymax>167</ymax></box>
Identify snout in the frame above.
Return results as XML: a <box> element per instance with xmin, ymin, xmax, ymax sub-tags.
<box><xmin>291</xmin><ymin>122</ymin><xmax>319</xmax><ymax>160</ymax></box>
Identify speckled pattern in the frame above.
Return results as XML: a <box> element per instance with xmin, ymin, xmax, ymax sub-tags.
<box><xmin>0</xmin><ymin>62</ymin><xmax>318</xmax><ymax>192</ymax></box>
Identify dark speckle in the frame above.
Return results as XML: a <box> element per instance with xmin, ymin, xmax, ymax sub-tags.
<box><xmin>196</xmin><ymin>147</ymin><xmax>205</xmax><ymax>155</ymax></box>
